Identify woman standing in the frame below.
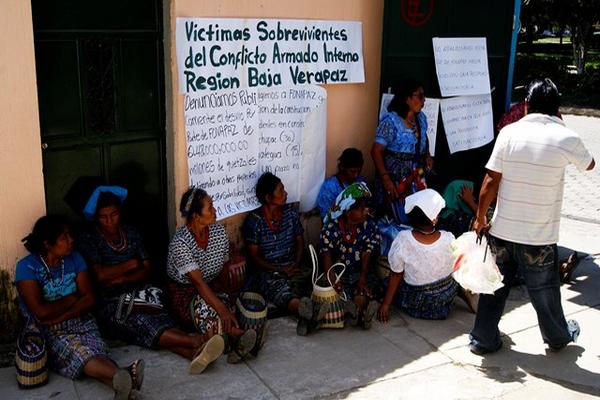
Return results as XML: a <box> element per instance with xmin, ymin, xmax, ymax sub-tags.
<box><xmin>371</xmin><ymin>79</ymin><xmax>433</xmax><ymax>223</ymax></box>
<box><xmin>320</xmin><ymin>182</ymin><xmax>381</xmax><ymax>329</ymax></box>
<box><xmin>166</xmin><ymin>188</ymin><xmax>256</xmax><ymax>364</ymax></box>
<box><xmin>78</xmin><ymin>187</ymin><xmax>223</xmax><ymax>375</ymax></box>
<box><xmin>15</xmin><ymin>215</ymin><xmax>140</xmax><ymax>399</ymax></box>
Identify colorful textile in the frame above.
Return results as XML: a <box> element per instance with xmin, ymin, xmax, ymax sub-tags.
<box><xmin>82</xmin><ymin>186</ymin><xmax>127</xmax><ymax>221</ymax></box>
<box><xmin>190</xmin><ymin>293</ymin><xmax>233</xmax><ymax>336</ymax></box>
<box><xmin>78</xmin><ymin>225</ymin><xmax>148</xmax><ymax>301</ymax></box>
<box><xmin>374</xmin><ymin>111</ymin><xmax>428</xmax><ymax>155</ymax></box>
<box><xmin>395</xmin><ymin>274</ymin><xmax>458</xmax><ymax>320</ymax></box>
<box><xmin>440</xmin><ymin>180</ymin><xmax>474</xmax><ymax>219</ymax></box>
<box><xmin>316</xmin><ymin>175</ymin><xmax>367</xmax><ymax>219</ymax></box>
<box><xmin>167</xmin><ymin>224</ymin><xmax>229</xmax><ymax>285</ymax></box>
<box><xmin>324</xmin><ymin>182</ymin><xmax>372</xmax><ymax>224</ymax></box>
<box><xmin>254</xmin><ymin>268</ymin><xmax>311</xmax><ymax>309</ymax></box>
<box><xmin>242</xmin><ymin>204</ymin><xmax>303</xmax><ymax>266</ymax></box>
<box><xmin>15</xmin><ymin>252</ymin><xmax>87</xmax><ymax>302</ymax></box>
<box><xmin>95</xmin><ymin>299</ymin><xmax>173</xmax><ymax>348</ymax></box>
<box><xmin>43</xmin><ymin>314</ymin><xmax>109</xmax><ymax>379</ymax></box>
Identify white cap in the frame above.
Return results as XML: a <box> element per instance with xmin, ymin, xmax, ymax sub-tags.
<box><xmin>404</xmin><ymin>188</ymin><xmax>446</xmax><ymax>222</ymax></box>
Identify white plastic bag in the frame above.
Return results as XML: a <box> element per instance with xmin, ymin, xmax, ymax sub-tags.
<box><xmin>451</xmin><ymin>232</ymin><xmax>504</xmax><ymax>294</ymax></box>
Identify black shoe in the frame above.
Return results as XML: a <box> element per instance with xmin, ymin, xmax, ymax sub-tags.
<box><xmin>469</xmin><ymin>341</ymin><xmax>502</xmax><ymax>355</ymax></box>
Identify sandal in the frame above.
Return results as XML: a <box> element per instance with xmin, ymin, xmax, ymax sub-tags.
<box><xmin>125</xmin><ymin>359</ymin><xmax>145</xmax><ymax>391</ymax></box>
<box><xmin>112</xmin><ymin>369</ymin><xmax>133</xmax><ymax>400</ymax></box>
<box><xmin>296</xmin><ymin>297</ymin><xmax>313</xmax><ymax>336</ymax></box>
<box><xmin>560</xmin><ymin>251</ymin><xmax>580</xmax><ymax>282</ymax></box>
<box><xmin>344</xmin><ymin>300</ymin><xmax>358</xmax><ymax>327</ymax></box>
<box><xmin>189</xmin><ymin>334</ymin><xmax>225</xmax><ymax>374</ymax></box>
<box><xmin>226</xmin><ymin>329</ymin><xmax>257</xmax><ymax>364</ymax></box>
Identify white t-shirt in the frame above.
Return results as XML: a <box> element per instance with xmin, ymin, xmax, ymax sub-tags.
<box><xmin>486</xmin><ymin>113</ymin><xmax>593</xmax><ymax>245</ymax></box>
<box><xmin>388</xmin><ymin>230</ymin><xmax>455</xmax><ymax>286</ymax></box>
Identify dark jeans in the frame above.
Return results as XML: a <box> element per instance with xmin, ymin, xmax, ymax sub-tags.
<box><xmin>470</xmin><ymin>236</ymin><xmax>572</xmax><ymax>350</ymax></box>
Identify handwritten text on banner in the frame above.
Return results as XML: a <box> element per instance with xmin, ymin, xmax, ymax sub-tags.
<box><xmin>176</xmin><ymin>18</ymin><xmax>364</xmax><ymax>93</ymax></box>
<box><xmin>433</xmin><ymin>37</ymin><xmax>490</xmax><ymax>97</ymax></box>
<box><xmin>440</xmin><ymin>94</ymin><xmax>494</xmax><ymax>154</ymax></box>
<box><xmin>184</xmin><ymin>85</ymin><xmax>327</xmax><ymax>220</ymax></box>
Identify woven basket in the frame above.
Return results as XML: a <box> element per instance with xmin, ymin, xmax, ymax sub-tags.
<box><xmin>15</xmin><ymin>330</ymin><xmax>48</xmax><ymax>389</ymax></box>
<box><xmin>309</xmin><ymin>245</ymin><xmax>346</xmax><ymax>329</ymax></box>
<box><xmin>236</xmin><ymin>292</ymin><xmax>268</xmax><ymax>355</ymax></box>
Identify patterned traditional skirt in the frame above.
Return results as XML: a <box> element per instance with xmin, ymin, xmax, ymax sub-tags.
<box><xmin>254</xmin><ymin>268</ymin><xmax>311</xmax><ymax>310</ymax></box>
<box><xmin>373</xmin><ymin>151</ymin><xmax>422</xmax><ymax>224</ymax></box>
<box><xmin>166</xmin><ymin>281</ymin><xmax>233</xmax><ymax>335</ymax></box>
<box><xmin>395</xmin><ymin>275</ymin><xmax>458</xmax><ymax>320</ymax></box>
<box><xmin>96</xmin><ymin>296</ymin><xmax>174</xmax><ymax>349</ymax></box>
<box><xmin>43</xmin><ymin>314</ymin><xmax>109</xmax><ymax>379</ymax></box>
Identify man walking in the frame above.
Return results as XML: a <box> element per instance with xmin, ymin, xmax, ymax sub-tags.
<box><xmin>470</xmin><ymin>78</ymin><xmax>596</xmax><ymax>354</ymax></box>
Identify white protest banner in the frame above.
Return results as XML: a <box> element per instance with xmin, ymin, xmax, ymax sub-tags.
<box><xmin>184</xmin><ymin>85</ymin><xmax>326</xmax><ymax>220</ymax></box>
<box><xmin>177</xmin><ymin>18</ymin><xmax>364</xmax><ymax>93</ymax></box>
<box><xmin>378</xmin><ymin>93</ymin><xmax>439</xmax><ymax>156</ymax></box>
<box><xmin>378</xmin><ymin>93</ymin><xmax>394</xmax><ymax>119</ymax></box>
<box><xmin>440</xmin><ymin>94</ymin><xmax>494</xmax><ymax>154</ymax></box>
<box><xmin>433</xmin><ymin>37</ymin><xmax>490</xmax><ymax>97</ymax></box>
<box><xmin>421</xmin><ymin>98</ymin><xmax>440</xmax><ymax>156</ymax></box>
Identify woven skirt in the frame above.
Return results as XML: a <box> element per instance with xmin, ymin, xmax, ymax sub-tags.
<box><xmin>396</xmin><ymin>275</ymin><xmax>458</xmax><ymax>320</ymax></box>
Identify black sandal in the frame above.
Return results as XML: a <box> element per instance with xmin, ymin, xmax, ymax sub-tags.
<box><xmin>126</xmin><ymin>359</ymin><xmax>145</xmax><ymax>391</ymax></box>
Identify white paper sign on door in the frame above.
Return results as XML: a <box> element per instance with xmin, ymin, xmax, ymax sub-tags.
<box><xmin>440</xmin><ymin>94</ymin><xmax>494</xmax><ymax>154</ymax></box>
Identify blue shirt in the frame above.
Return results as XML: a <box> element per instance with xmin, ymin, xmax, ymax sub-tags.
<box><xmin>375</xmin><ymin>111</ymin><xmax>428</xmax><ymax>155</ymax></box>
<box><xmin>316</xmin><ymin>175</ymin><xmax>367</xmax><ymax>220</ymax></box>
<box><xmin>243</xmin><ymin>204</ymin><xmax>303</xmax><ymax>266</ymax></box>
<box><xmin>14</xmin><ymin>251</ymin><xmax>87</xmax><ymax>302</ymax></box>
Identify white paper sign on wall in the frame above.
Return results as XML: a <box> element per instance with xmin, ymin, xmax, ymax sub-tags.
<box><xmin>440</xmin><ymin>94</ymin><xmax>494</xmax><ymax>154</ymax></box>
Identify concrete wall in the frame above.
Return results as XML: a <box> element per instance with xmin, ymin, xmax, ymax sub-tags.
<box><xmin>0</xmin><ymin>1</ymin><xmax>45</xmax><ymax>276</ymax></box>
<box><xmin>164</xmin><ymin>0</ymin><xmax>385</xmax><ymax>246</ymax></box>
<box><xmin>0</xmin><ymin>0</ymin><xmax>45</xmax><ymax>338</ymax></box>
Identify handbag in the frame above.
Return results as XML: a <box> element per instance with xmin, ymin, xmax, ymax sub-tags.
<box><xmin>235</xmin><ymin>292</ymin><xmax>268</xmax><ymax>356</ymax></box>
<box><xmin>15</xmin><ymin>318</ymin><xmax>48</xmax><ymax>389</ymax></box>
<box><xmin>116</xmin><ymin>285</ymin><xmax>164</xmax><ymax>323</ymax></box>
<box><xmin>309</xmin><ymin>245</ymin><xmax>346</xmax><ymax>329</ymax></box>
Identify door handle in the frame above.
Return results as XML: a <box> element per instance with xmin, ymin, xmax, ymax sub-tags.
<box><xmin>41</xmin><ymin>143</ymin><xmax>49</xmax><ymax>150</ymax></box>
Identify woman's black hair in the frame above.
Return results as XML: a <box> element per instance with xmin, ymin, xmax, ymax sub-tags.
<box><xmin>348</xmin><ymin>197</ymin><xmax>367</xmax><ymax>212</ymax></box>
<box><xmin>95</xmin><ymin>191</ymin><xmax>122</xmax><ymax>217</ymax></box>
<box><xmin>255</xmin><ymin>172</ymin><xmax>281</xmax><ymax>205</ymax></box>
<box><xmin>407</xmin><ymin>207</ymin><xmax>433</xmax><ymax>229</ymax></box>
<box><xmin>525</xmin><ymin>78</ymin><xmax>560</xmax><ymax>116</ymax></box>
<box><xmin>338</xmin><ymin>148</ymin><xmax>364</xmax><ymax>169</ymax></box>
<box><xmin>387</xmin><ymin>78</ymin><xmax>423</xmax><ymax>119</ymax></box>
<box><xmin>22</xmin><ymin>215</ymin><xmax>69</xmax><ymax>255</ymax></box>
<box><xmin>180</xmin><ymin>187</ymin><xmax>209</xmax><ymax>222</ymax></box>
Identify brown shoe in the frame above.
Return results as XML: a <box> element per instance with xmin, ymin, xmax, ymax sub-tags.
<box><xmin>189</xmin><ymin>335</ymin><xmax>225</xmax><ymax>374</ymax></box>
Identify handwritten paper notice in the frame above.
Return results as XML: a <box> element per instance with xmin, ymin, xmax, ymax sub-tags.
<box><xmin>421</xmin><ymin>98</ymin><xmax>440</xmax><ymax>156</ymax></box>
<box><xmin>176</xmin><ymin>18</ymin><xmax>364</xmax><ymax>93</ymax></box>
<box><xmin>184</xmin><ymin>85</ymin><xmax>326</xmax><ymax>220</ymax></box>
<box><xmin>440</xmin><ymin>94</ymin><xmax>494</xmax><ymax>154</ymax></box>
<box><xmin>433</xmin><ymin>37</ymin><xmax>490</xmax><ymax>97</ymax></box>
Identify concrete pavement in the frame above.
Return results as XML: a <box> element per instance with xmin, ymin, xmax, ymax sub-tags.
<box><xmin>1</xmin><ymin>114</ymin><xmax>599</xmax><ymax>399</ymax></box>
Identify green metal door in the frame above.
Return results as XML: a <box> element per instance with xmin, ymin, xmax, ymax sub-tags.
<box><xmin>32</xmin><ymin>0</ymin><xmax>167</xmax><ymax>259</ymax></box>
<box><xmin>380</xmin><ymin>0</ymin><xmax>516</xmax><ymax>187</ymax></box>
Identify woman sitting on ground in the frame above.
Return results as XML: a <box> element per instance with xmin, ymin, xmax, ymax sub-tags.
<box><xmin>437</xmin><ymin>180</ymin><xmax>477</xmax><ymax>237</ymax></box>
<box><xmin>320</xmin><ymin>182</ymin><xmax>381</xmax><ymax>329</ymax></box>
<box><xmin>15</xmin><ymin>215</ymin><xmax>141</xmax><ymax>399</ymax></box>
<box><xmin>378</xmin><ymin>189</ymin><xmax>477</xmax><ymax>321</ymax></box>
<box><xmin>166</xmin><ymin>187</ymin><xmax>256</xmax><ymax>365</ymax></box>
<box><xmin>78</xmin><ymin>187</ymin><xmax>221</xmax><ymax>375</ymax></box>
<box><xmin>316</xmin><ymin>148</ymin><xmax>367</xmax><ymax>220</ymax></box>
<box><xmin>243</xmin><ymin>172</ymin><xmax>316</xmax><ymax>335</ymax></box>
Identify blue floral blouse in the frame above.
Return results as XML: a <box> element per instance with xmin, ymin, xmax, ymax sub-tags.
<box><xmin>375</xmin><ymin>111</ymin><xmax>428</xmax><ymax>155</ymax></box>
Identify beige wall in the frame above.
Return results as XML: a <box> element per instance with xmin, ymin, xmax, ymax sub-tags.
<box><xmin>0</xmin><ymin>1</ymin><xmax>46</xmax><ymax>276</ymax></box>
<box><xmin>164</xmin><ymin>0</ymin><xmax>384</xmax><ymax>246</ymax></box>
